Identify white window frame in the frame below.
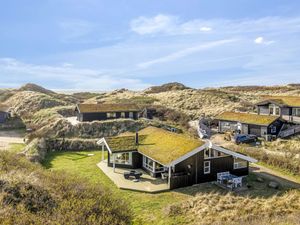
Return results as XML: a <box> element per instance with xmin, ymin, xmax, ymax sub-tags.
<box><xmin>107</xmin><ymin>112</ymin><xmax>117</xmax><ymax>118</ymax></box>
<box><xmin>292</xmin><ymin>108</ymin><xmax>300</xmax><ymax>117</ymax></box>
<box><xmin>110</xmin><ymin>152</ymin><xmax>132</xmax><ymax>165</ymax></box>
<box><xmin>129</xmin><ymin>112</ymin><xmax>134</xmax><ymax>118</ymax></box>
<box><xmin>142</xmin><ymin>156</ymin><xmax>165</xmax><ymax>173</ymax></box>
<box><xmin>233</xmin><ymin>157</ymin><xmax>248</xmax><ymax>169</ymax></box>
<box><xmin>204</xmin><ymin>161</ymin><xmax>211</xmax><ymax>174</ymax></box>
<box><xmin>270</xmin><ymin>126</ymin><xmax>277</xmax><ymax>133</ymax></box>
<box><xmin>204</xmin><ymin>148</ymin><xmax>227</xmax><ymax>159</ymax></box>
<box><xmin>120</xmin><ymin>112</ymin><xmax>126</xmax><ymax>118</ymax></box>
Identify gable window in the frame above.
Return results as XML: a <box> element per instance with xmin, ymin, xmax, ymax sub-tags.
<box><xmin>204</xmin><ymin>148</ymin><xmax>227</xmax><ymax>159</ymax></box>
<box><xmin>107</xmin><ymin>112</ymin><xmax>116</xmax><ymax>118</ymax></box>
<box><xmin>110</xmin><ymin>152</ymin><xmax>132</xmax><ymax>165</ymax></box>
<box><xmin>121</xmin><ymin>112</ymin><xmax>126</xmax><ymax>118</ymax></box>
<box><xmin>233</xmin><ymin>158</ymin><xmax>247</xmax><ymax>169</ymax></box>
<box><xmin>270</xmin><ymin>126</ymin><xmax>277</xmax><ymax>133</ymax></box>
<box><xmin>204</xmin><ymin>161</ymin><xmax>210</xmax><ymax>174</ymax></box>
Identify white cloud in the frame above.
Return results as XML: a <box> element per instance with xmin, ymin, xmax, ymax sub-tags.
<box><xmin>200</xmin><ymin>26</ymin><xmax>212</xmax><ymax>32</ymax></box>
<box><xmin>0</xmin><ymin>58</ymin><xmax>151</xmax><ymax>91</ymax></box>
<box><xmin>130</xmin><ymin>14</ymin><xmax>213</xmax><ymax>35</ymax></box>
<box><xmin>130</xmin><ymin>14</ymin><xmax>176</xmax><ymax>35</ymax></box>
<box><xmin>254</xmin><ymin>36</ymin><xmax>275</xmax><ymax>45</ymax></box>
<box><xmin>138</xmin><ymin>39</ymin><xmax>236</xmax><ymax>68</ymax></box>
<box><xmin>254</xmin><ymin>36</ymin><xmax>264</xmax><ymax>44</ymax></box>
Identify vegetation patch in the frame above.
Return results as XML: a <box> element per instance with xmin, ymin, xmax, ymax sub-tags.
<box><xmin>0</xmin><ymin>151</ymin><xmax>132</xmax><ymax>225</ymax></box>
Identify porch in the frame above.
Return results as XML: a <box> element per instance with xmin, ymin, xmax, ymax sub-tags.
<box><xmin>97</xmin><ymin>160</ymin><xmax>169</xmax><ymax>193</ymax></box>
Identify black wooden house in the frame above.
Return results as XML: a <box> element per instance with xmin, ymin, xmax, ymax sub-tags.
<box><xmin>97</xmin><ymin>126</ymin><xmax>257</xmax><ymax>190</ymax></box>
<box><xmin>75</xmin><ymin>103</ymin><xmax>140</xmax><ymax>122</ymax></box>
<box><xmin>0</xmin><ymin>104</ymin><xmax>10</xmax><ymax>124</ymax></box>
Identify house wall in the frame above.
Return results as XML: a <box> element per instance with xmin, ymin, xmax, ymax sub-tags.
<box><xmin>107</xmin><ymin>151</ymin><xmax>142</xmax><ymax>169</ymax></box>
<box><xmin>79</xmin><ymin>111</ymin><xmax>138</xmax><ymax>122</ymax></box>
<box><xmin>0</xmin><ymin>111</ymin><xmax>9</xmax><ymax>123</ymax></box>
<box><xmin>268</xmin><ymin>119</ymin><xmax>284</xmax><ymax>136</ymax></box>
<box><xmin>219</xmin><ymin>120</ymin><xmax>237</xmax><ymax>133</ymax></box>
<box><xmin>258</xmin><ymin>105</ymin><xmax>269</xmax><ymax>115</ymax></box>
<box><xmin>171</xmin><ymin>150</ymin><xmax>248</xmax><ymax>189</ymax></box>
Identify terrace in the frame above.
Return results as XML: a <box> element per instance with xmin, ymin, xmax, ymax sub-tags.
<box><xmin>97</xmin><ymin>160</ymin><xmax>169</xmax><ymax>193</ymax></box>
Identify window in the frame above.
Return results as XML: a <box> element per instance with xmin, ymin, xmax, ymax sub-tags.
<box><xmin>204</xmin><ymin>161</ymin><xmax>210</xmax><ymax>174</ymax></box>
<box><xmin>107</xmin><ymin>112</ymin><xmax>116</xmax><ymax>118</ymax></box>
<box><xmin>143</xmin><ymin>156</ymin><xmax>165</xmax><ymax>172</ymax></box>
<box><xmin>143</xmin><ymin>156</ymin><xmax>154</xmax><ymax>171</ymax></box>
<box><xmin>292</xmin><ymin>108</ymin><xmax>300</xmax><ymax>117</ymax></box>
<box><xmin>129</xmin><ymin>112</ymin><xmax>134</xmax><ymax>118</ymax></box>
<box><xmin>204</xmin><ymin>148</ymin><xmax>227</xmax><ymax>159</ymax></box>
<box><xmin>270</xmin><ymin>126</ymin><xmax>277</xmax><ymax>133</ymax></box>
<box><xmin>275</xmin><ymin>107</ymin><xmax>280</xmax><ymax>115</ymax></box>
<box><xmin>110</xmin><ymin>152</ymin><xmax>132</xmax><ymax>165</ymax></box>
<box><xmin>234</xmin><ymin>158</ymin><xmax>247</xmax><ymax>169</ymax></box>
<box><xmin>121</xmin><ymin>112</ymin><xmax>126</xmax><ymax>118</ymax></box>
<box><xmin>269</xmin><ymin>107</ymin><xmax>274</xmax><ymax>115</ymax></box>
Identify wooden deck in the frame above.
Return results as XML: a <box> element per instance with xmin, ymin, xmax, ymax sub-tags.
<box><xmin>97</xmin><ymin>161</ymin><xmax>169</xmax><ymax>193</ymax></box>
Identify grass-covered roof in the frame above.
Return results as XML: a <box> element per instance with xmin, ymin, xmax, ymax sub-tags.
<box><xmin>258</xmin><ymin>96</ymin><xmax>300</xmax><ymax>107</ymax></box>
<box><xmin>215</xmin><ymin>111</ymin><xmax>280</xmax><ymax>126</ymax></box>
<box><xmin>105</xmin><ymin>126</ymin><xmax>204</xmax><ymax>165</ymax></box>
<box><xmin>77</xmin><ymin>103</ymin><xmax>140</xmax><ymax>113</ymax></box>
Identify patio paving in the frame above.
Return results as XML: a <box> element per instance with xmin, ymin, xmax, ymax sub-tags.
<box><xmin>97</xmin><ymin>161</ymin><xmax>169</xmax><ymax>193</ymax></box>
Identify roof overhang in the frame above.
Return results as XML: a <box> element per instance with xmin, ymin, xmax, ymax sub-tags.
<box><xmin>211</xmin><ymin>143</ymin><xmax>258</xmax><ymax>163</ymax></box>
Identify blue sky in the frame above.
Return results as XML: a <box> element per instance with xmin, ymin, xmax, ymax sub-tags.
<box><xmin>1</xmin><ymin>0</ymin><xmax>300</xmax><ymax>91</ymax></box>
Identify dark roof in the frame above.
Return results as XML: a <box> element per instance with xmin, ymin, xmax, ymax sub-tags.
<box><xmin>104</xmin><ymin>126</ymin><xmax>205</xmax><ymax>165</ymax></box>
<box><xmin>76</xmin><ymin>103</ymin><xmax>140</xmax><ymax>113</ymax></box>
<box><xmin>0</xmin><ymin>104</ymin><xmax>9</xmax><ymax>112</ymax></box>
<box><xmin>256</xmin><ymin>96</ymin><xmax>300</xmax><ymax>107</ymax></box>
<box><xmin>215</xmin><ymin>111</ymin><xmax>280</xmax><ymax>126</ymax></box>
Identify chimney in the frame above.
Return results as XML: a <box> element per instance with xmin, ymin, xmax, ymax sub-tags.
<box><xmin>135</xmin><ymin>132</ymin><xmax>139</xmax><ymax>145</ymax></box>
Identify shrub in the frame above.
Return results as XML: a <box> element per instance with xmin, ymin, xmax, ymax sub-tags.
<box><xmin>0</xmin><ymin>151</ymin><xmax>132</xmax><ymax>225</ymax></box>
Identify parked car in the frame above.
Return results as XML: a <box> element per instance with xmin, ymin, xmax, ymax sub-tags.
<box><xmin>124</xmin><ymin>170</ymin><xmax>143</xmax><ymax>180</ymax></box>
<box><xmin>234</xmin><ymin>134</ymin><xmax>258</xmax><ymax>145</ymax></box>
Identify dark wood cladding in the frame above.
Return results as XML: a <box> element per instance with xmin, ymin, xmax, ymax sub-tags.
<box><xmin>0</xmin><ymin>112</ymin><xmax>8</xmax><ymax>123</ymax></box>
<box><xmin>107</xmin><ymin>151</ymin><xmax>142</xmax><ymax>169</ymax></box>
<box><xmin>77</xmin><ymin>111</ymin><xmax>139</xmax><ymax>122</ymax></box>
<box><xmin>171</xmin><ymin>150</ymin><xmax>249</xmax><ymax>189</ymax></box>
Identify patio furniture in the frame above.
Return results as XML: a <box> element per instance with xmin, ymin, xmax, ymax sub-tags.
<box><xmin>124</xmin><ymin>170</ymin><xmax>143</xmax><ymax>180</ymax></box>
<box><xmin>161</xmin><ymin>172</ymin><xmax>168</xmax><ymax>180</ymax></box>
<box><xmin>217</xmin><ymin>172</ymin><xmax>242</xmax><ymax>190</ymax></box>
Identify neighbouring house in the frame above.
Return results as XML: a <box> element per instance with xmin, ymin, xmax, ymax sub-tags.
<box><xmin>97</xmin><ymin>126</ymin><xmax>257</xmax><ymax>190</ymax></box>
<box><xmin>215</xmin><ymin>111</ymin><xmax>285</xmax><ymax>138</ymax></box>
<box><xmin>256</xmin><ymin>96</ymin><xmax>300</xmax><ymax>124</ymax></box>
<box><xmin>75</xmin><ymin>103</ymin><xmax>140</xmax><ymax>122</ymax></box>
<box><xmin>0</xmin><ymin>104</ymin><xmax>10</xmax><ymax>123</ymax></box>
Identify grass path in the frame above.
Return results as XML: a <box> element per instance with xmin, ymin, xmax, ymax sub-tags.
<box><xmin>251</xmin><ymin>163</ymin><xmax>300</xmax><ymax>188</ymax></box>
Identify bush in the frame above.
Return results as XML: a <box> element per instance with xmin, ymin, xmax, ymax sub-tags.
<box><xmin>0</xmin><ymin>151</ymin><xmax>132</xmax><ymax>225</ymax></box>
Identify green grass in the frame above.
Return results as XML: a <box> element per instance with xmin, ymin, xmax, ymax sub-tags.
<box><xmin>8</xmin><ymin>143</ymin><xmax>26</xmax><ymax>153</ymax></box>
<box><xmin>42</xmin><ymin>150</ymin><xmax>217</xmax><ymax>224</ymax></box>
<box><xmin>42</xmin><ymin>150</ymin><xmax>290</xmax><ymax>225</ymax></box>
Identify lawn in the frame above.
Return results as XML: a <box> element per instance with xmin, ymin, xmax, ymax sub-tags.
<box><xmin>43</xmin><ymin>150</ymin><xmax>289</xmax><ymax>225</ymax></box>
<box><xmin>8</xmin><ymin>143</ymin><xmax>26</xmax><ymax>153</ymax></box>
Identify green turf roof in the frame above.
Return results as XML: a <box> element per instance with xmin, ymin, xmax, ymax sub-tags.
<box><xmin>258</xmin><ymin>96</ymin><xmax>300</xmax><ymax>107</ymax></box>
<box><xmin>77</xmin><ymin>103</ymin><xmax>140</xmax><ymax>113</ymax></box>
<box><xmin>105</xmin><ymin>126</ymin><xmax>205</xmax><ymax>165</ymax></box>
<box><xmin>216</xmin><ymin>111</ymin><xmax>280</xmax><ymax>126</ymax></box>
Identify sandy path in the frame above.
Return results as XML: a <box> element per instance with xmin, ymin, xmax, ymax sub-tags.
<box><xmin>0</xmin><ymin>130</ymin><xmax>25</xmax><ymax>150</ymax></box>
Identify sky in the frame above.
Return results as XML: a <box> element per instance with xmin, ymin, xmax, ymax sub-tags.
<box><xmin>0</xmin><ymin>0</ymin><xmax>300</xmax><ymax>91</ymax></box>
